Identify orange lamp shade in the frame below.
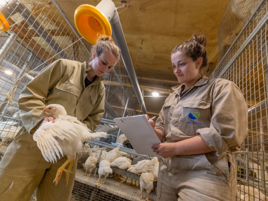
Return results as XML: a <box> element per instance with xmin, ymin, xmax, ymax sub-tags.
<box><xmin>0</xmin><ymin>13</ymin><xmax>10</xmax><ymax>32</ymax></box>
<box><xmin>74</xmin><ymin>5</ymin><xmax>112</xmax><ymax>44</ymax></box>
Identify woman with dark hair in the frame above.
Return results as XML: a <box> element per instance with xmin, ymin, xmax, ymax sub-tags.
<box><xmin>148</xmin><ymin>34</ymin><xmax>248</xmax><ymax>201</ymax></box>
<box><xmin>0</xmin><ymin>35</ymin><xmax>120</xmax><ymax>201</ymax></box>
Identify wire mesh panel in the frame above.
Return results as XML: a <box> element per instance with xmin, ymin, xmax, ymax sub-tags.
<box><xmin>0</xmin><ymin>1</ymin><xmax>146</xmax><ymax>201</ymax></box>
<box><xmin>218</xmin><ymin>0</ymin><xmax>263</xmax><ymax>61</ymax></box>
<box><xmin>72</xmin><ymin>181</ymin><xmax>131</xmax><ymax>201</ymax></box>
<box><xmin>0</xmin><ymin>0</ymin><xmax>92</xmax><ymax>149</ymax></box>
<box><xmin>72</xmin><ymin>169</ymin><xmax>157</xmax><ymax>201</ymax></box>
<box><xmin>215</xmin><ymin>0</ymin><xmax>268</xmax><ymax>200</ymax></box>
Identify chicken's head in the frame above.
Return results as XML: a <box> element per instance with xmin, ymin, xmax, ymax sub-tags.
<box><xmin>42</xmin><ymin>104</ymin><xmax>67</xmax><ymax>119</ymax></box>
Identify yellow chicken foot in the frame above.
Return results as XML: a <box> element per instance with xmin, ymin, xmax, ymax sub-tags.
<box><xmin>53</xmin><ymin>157</ymin><xmax>74</xmax><ymax>185</ymax></box>
<box><xmin>65</xmin><ymin>157</ymin><xmax>75</xmax><ymax>186</ymax></box>
<box><xmin>0</xmin><ymin>141</ymin><xmax>7</xmax><ymax>147</ymax></box>
<box><xmin>95</xmin><ymin>175</ymin><xmax>102</xmax><ymax>183</ymax></box>
<box><xmin>140</xmin><ymin>189</ymin><xmax>144</xmax><ymax>200</ymax></box>
<box><xmin>88</xmin><ymin>170</ymin><xmax>92</xmax><ymax>178</ymax></box>
<box><xmin>101</xmin><ymin>175</ymin><xmax>108</xmax><ymax>184</ymax></box>
<box><xmin>145</xmin><ymin>192</ymin><xmax>151</xmax><ymax>201</ymax></box>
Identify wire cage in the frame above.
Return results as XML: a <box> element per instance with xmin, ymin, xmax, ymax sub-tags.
<box><xmin>0</xmin><ymin>0</ymin><xmax>148</xmax><ymax>200</ymax></box>
<box><xmin>215</xmin><ymin>0</ymin><xmax>268</xmax><ymax>200</ymax></box>
<box><xmin>2</xmin><ymin>0</ymin><xmax>268</xmax><ymax>200</ymax></box>
<box><xmin>0</xmin><ymin>0</ymin><xmax>138</xmax><ymax>147</ymax></box>
<box><xmin>218</xmin><ymin>0</ymin><xmax>263</xmax><ymax>61</ymax></box>
<box><xmin>0</xmin><ymin>0</ymin><xmax>92</xmax><ymax>147</ymax></box>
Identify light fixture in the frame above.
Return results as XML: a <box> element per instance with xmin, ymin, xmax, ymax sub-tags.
<box><xmin>4</xmin><ymin>69</ymin><xmax>12</xmax><ymax>75</ymax></box>
<box><xmin>152</xmin><ymin>92</ymin><xmax>159</xmax><ymax>97</ymax></box>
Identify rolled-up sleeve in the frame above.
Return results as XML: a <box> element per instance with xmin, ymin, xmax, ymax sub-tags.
<box><xmin>197</xmin><ymin>80</ymin><xmax>248</xmax><ymax>156</ymax></box>
<box><xmin>19</xmin><ymin>59</ymin><xmax>68</xmax><ymax>134</ymax></box>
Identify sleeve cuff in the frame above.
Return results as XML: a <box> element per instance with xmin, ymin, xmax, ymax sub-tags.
<box><xmin>28</xmin><ymin>117</ymin><xmax>44</xmax><ymax>134</ymax></box>
<box><xmin>155</xmin><ymin>124</ymin><xmax>165</xmax><ymax>133</ymax></box>
<box><xmin>197</xmin><ymin>126</ymin><xmax>229</xmax><ymax>157</ymax></box>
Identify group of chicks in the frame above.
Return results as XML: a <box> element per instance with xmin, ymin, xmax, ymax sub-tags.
<box><xmin>82</xmin><ymin>143</ymin><xmax>159</xmax><ymax>201</ymax></box>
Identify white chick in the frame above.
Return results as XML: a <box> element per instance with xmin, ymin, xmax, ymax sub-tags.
<box><xmin>140</xmin><ymin>172</ymin><xmax>154</xmax><ymax>201</ymax></box>
<box><xmin>153</xmin><ymin>164</ymin><xmax>159</xmax><ymax>180</ymax></box>
<box><xmin>119</xmin><ymin>151</ymin><xmax>132</xmax><ymax>159</ymax></box>
<box><xmin>93</xmin><ymin>149</ymin><xmax>107</xmax><ymax>161</ymax></box>
<box><xmin>82</xmin><ymin>143</ymin><xmax>90</xmax><ymax>151</ymax></box>
<box><xmin>151</xmin><ymin>157</ymin><xmax>159</xmax><ymax>167</ymax></box>
<box><xmin>135</xmin><ymin>160</ymin><xmax>151</xmax><ymax>174</ymax></box>
<box><xmin>135</xmin><ymin>158</ymin><xmax>156</xmax><ymax>175</ymax></box>
<box><xmin>33</xmin><ymin>104</ymin><xmax>108</xmax><ymax>185</ymax></box>
<box><xmin>127</xmin><ymin>165</ymin><xmax>137</xmax><ymax>174</ymax></box>
<box><xmin>105</xmin><ymin>145</ymin><xmax>122</xmax><ymax>163</ymax></box>
<box><xmin>84</xmin><ymin>155</ymin><xmax>98</xmax><ymax>177</ymax></box>
<box><xmin>117</xmin><ymin>134</ymin><xmax>127</xmax><ymax>144</ymax></box>
<box><xmin>96</xmin><ymin>159</ymin><xmax>113</xmax><ymax>184</ymax></box>
<box><xmin>111</xmin><ymin>157</ymin><xmax>132</xmax><ymax>170</ymax></box>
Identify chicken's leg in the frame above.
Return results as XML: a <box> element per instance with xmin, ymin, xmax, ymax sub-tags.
<box><xmin>101</xmin><ymin>174</ymin><xmax>109</xmax><ymax>184</ymax></box>
<box><xmin>96</xmin><ymin>175</ymin><xmax>102</xmax><ymax>183</ymax></box>
<box><xmin>88</xmin><ymin>169</ymin><xmax>93</xmax><ymax>178</ymax></box>
<box><xmin>140</xmin><ymin>189</ymin><xmax>144</xmax><ymax>200</ymax></box>
<box><xmin>145</xmin><ymin>191</ymin><xmax>151</xmax><ymax>201</ymax></box>
<box><xmin>65</xmin><ymin>157</ymin><xmax>75</xmax><ymax>185</ymax></box>
<box><xmin>120</xmin><ymin>176</ymin><xmax>127</xmax><ymax>183</ymax></box>
<box><xmin>53</xmin><ymin>157</ymin><xmax>74</xmax><ymax>185</ymax></box>
<box><xmin>0</xmin><ymin>140</ymin><xmax>8</xmax><ymax>147</ymax></box>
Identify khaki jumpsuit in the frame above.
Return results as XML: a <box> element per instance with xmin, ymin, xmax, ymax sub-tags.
<box><xmin>0</xmin><ymin>59</ymin><xmax>105</xmax><ymax>201</ymax></box>
<box><xmin>155</xmin><ymin>77</ymin><xmax>248</xmax><ymax>201</ymax></box>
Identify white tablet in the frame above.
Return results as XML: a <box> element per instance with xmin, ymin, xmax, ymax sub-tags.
<box><xmin>114</xmin><ymin>114</ymin><xmax>160</xmax><ymax>157</ymax></box>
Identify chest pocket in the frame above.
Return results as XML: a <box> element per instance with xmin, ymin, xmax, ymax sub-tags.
<box><xmin>89</xmin><ymin>94</ymin><xmax>100</xmax><ymax>106</ymax></box>
<box><xmin>55</xmin><ymin>82</ymin><xmax>81</xmax><ymax>97</ymax></box>
<box><xmin>180</xmin><ymin>100</ymin><xmax>211</xmax><ymax>135</ymax></box>
<box><xmin>162</xmin><ymin>95</ymin><xmax>177</xmax><ymax>122</ymax></box>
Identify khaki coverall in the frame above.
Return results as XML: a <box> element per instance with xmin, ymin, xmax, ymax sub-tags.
<box><xmin>155</xmin><ymin>77</ymin><xmax>248</xmax><ymax>201</ymax></box>
<box><xmin>0</xmin><ymin>59</ymin><xmax>105</xmax><ymax>201</ymax></box>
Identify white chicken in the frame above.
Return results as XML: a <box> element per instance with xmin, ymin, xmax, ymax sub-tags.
<box><xmin>105</xmin><ymin>145</ymin><xmax>122</xmax><ymax>163</ymax></box>
<box><xmin>84</xmin><ymin>155</ymin><xmax>98</xmax><ymax>178</ymax></box>
<box><xmin>33</xmin><ymin>104</ymin><xmax>108</xmax><ymax>185</ymax></box>
<box><xmin>153</xmin><ymin>164</ymin><xmax>159</xmax><ymax>180</ymax></box>
<box><xmin>96</xmin><ymin>159</ymin><xmax>113</xmax><ymax>184</ymax></box>
<box><xmin>111</xmin><ymin>157</ymin><xmax>132</xmax><ymax>170</ymax></box>
<box><xmin>84</xmin><ymin>147</ymin><xmax>107</xmax><ymax>177</ymax></box>
<box><xmin>140</xmin><ymin>172</ymin><xmax>154</xmax><ymax>201</ymax></box>
<box><xmin>117</xmin><ymin>134</ymin><xmax>127</xmax><ymax>144</ymax></box>
<box><xmin>92</xmin><ymin>148</ymin><xmax>107</xmax><ymax>161</ymax></box>
<box><xmin>127</xmin><ymin>165</ymin><xmax>137</xmax><ymax>174</ymax></box>
<box><xmin>135</xmin><ymin>157</ymin><xmax>158</xmax><ymax>175</ymax></box>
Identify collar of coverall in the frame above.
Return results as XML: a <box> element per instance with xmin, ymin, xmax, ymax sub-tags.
<box><xmin>171</xmin><ymin>76</ymin><xmax>209</xmax><ymax>95</ymax></box>
<box><xmin>82</xmin><ymin>61</ymin><xmax>104</xmax><ymax>86</ymax></box>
